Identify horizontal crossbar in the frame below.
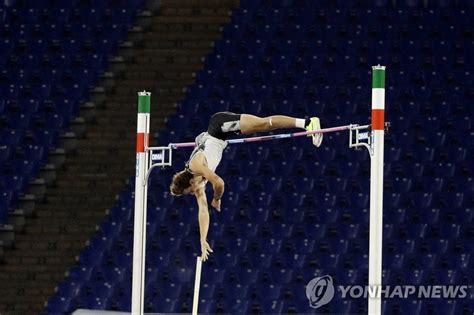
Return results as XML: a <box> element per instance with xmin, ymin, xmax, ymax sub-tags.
<box><xmin>161</xmin><ymin>124</ymin><xmax>369</xmax><ymax>149</ymax></box>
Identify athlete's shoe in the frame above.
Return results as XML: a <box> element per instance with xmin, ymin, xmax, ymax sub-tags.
<box><xmin>305</xmin><ymin>117</ymin><xmax>323</xmax><ymax>147</ymax></box>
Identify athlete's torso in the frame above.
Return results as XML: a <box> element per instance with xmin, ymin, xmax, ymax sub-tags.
<box><xmin>186</xmin><ymin>132</ymin><xmax>227</xmax><ymax>188</ymax></box>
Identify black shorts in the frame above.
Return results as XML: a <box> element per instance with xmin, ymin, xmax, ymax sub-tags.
<box><xmin>207</xmin><ymin>112</ymin><xmax>242</xmax><ymax>140</ymax></box>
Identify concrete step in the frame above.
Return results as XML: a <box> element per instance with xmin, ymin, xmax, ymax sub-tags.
<box><xmin>73</xmin><ymin>143</ymin><xmax>135</xmax><ymax>151</ymax></box>
<box><xmin>50</xmin><ymin>184</ymin><xmax>125</xmax><ymax>194</ymax></box>
<box><xmin>0</xmin><ymin>286</ymin><xmax>56</xmax><ymax>298</ymax></box>
<box><xmin>14</xmin><ymin>233</ymin><xmax>90</xmax><ymax>244</ymax></box>
<box><xmin>118</xmin><ymin>77</ymin><xmax>194</xmax><ymax>86</ymax></box>
<box><xmin>134</xmin><ymin>54</ymin><xmax>204</xmax><ymax>65</ymax></box>
<box><xmin>110</xmin><ymin>104</ymin><xmax>176</xmax><ymax>113</ymax></box>
<box><xmin>95</xmin><ymin>116</ymin><xmax>169</xmax><ymax>127</ymax></box>
<box><xmin>159</xmin><ymin>0</ymin><xmax>239</xmax><ymax>8</ymax></box>
<box><xmin>0</xmin><ymin>269</ymin><xmax>64</xmax><ymax>282</ymax></box>
<box><xmin>4</xmin><ymin>254</ymin><xmax>76</xmax><ymax>266</ymax></box>
<box><xmin>82</xmin><ymin>129</ymin><xmax>134</xmax><ymax>138</ymax></box>
<box><xmin>0</xmin><ymin>262</ymin><xmax>69</xmax><ymax>273</ymax></box>
<box><xmin>33</xmin><ymin>208</ymin><xmax>108</xmax><ymax>218</ymax></box>
<box><xmin>55</xmin><ymin>166</ymin><xmax>131</xmax><ymax>176</ymax></box>
<box><xmin>112</xmin><ymin>85</ymin><xmax>186</xmax><ymax>94</ymax></box>
<box><xmin>67</xmin><ymin>139</ymin><xmax>135</xmax><ymax>148</ymax></box>
<box><xmin>62</xmin><ymin>163</ymin><xmax>134</xmax><ymax>174</ymax></box>
<box><xmin>153</xmin><ymin>15</ymin><xmax>230</xmax><ymax>24</ymax></box>
<box><xmin>59</xmin><ymin>151</ymin><xmax>130</xmax><ymax>159</ymax></box>
<box><xmin>46</xmin><ymin>192</ymin><xmax>115</xmax><ymax>201</ymax></box>
<box><xmin>63</xmin><ymin>156</ymin><xmax>134</xmax><ymax>165</ymax></box>
<box><xmin>144</xmin><ymin>39</ymin><xmax>214</xmax><ymax>49</ymax></box>
<box><xmin>59</xmin><ymin>156</ymin><xmax>133</xmax><ymax>165</ymax></box>
<box><xmin>55</xmin><ymin>177</ymin><xmax>126</xmax><ymax>186</ymax></box>
<box><xmin>63</xmin><ymin>162</ymin><xmax>134</xmax><ymax>171</ymax></box>
<box><xmin>0</xmin><ymin>294</ymin><xmax>49</xmax><ymax>305</ymax></box>
<box><xmin>136</xmin><ymin>48</ymin><xmax>212</xmax><ymax>57</ymax></box>
<box><xmin>160</xmin><ymin>7</ymin><xmax>231</xmax><ymax>16</ymax></box>
<box><xmin>0</xmin><ymin>303</ymin><xmax>45</xmax><ymax>315</ymax></box>
<box><xmin>33</xmin><ymin>215</ymin><xmax>105</xmax><ymax>226</ymax></box>
<box><xmin>151</xmin><ymin>23</ymin><xmax>222</xmax><ymax>32</ymax></box>
<box><xmin>120</xmin><ymin>65</ymin><xmax>197</xmax><ymax>74</ymax></box>
<box><xmin>123</xmin><ymin>70</ymin><xmax>195</xmax><ymax>80</ymax></box>
<box><xmin>123</xmin><ymin>77</ymin><xmax>195</xmax><ymax>87</ymax></box>
<box><xmin>26</xmin><ymin>223</ymin><xmax>96</xmax><ymax>234</ymax></box>
<box><xmin>29</xmin><ymin>217</ymin><xmax>101</xmax><ymax>229</ymax></box>
<box><xmin>14</xmin><ymin>240</ymin><xmax>85</xmax><ymax>251</ymax></box>
<box><xmin>145</xmin><ymin>31</ymin><xmax>220</xmax><ymax>40</ymax></box>
<box><xmin>6</xmin><ymin>248</ymin><xmax>80</xmax><ymax>258</ymax></box>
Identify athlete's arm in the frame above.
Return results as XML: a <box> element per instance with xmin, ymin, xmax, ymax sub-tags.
<box><xmin>195</xmin><ymin>187</ymin><xmax>213</xmax><ymax>261</ymax></box>
<box><xmin>189</xmin><ymin>154</ymin><xmax>225</xmax><ymax>210</ymax></box>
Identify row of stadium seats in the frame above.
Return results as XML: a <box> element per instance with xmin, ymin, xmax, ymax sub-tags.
<box><xmin>0</xmin><ymin>1</ymin><xmax>140</xmax><ymax>222</ymax></box>
<box><xmin>240</xmin><ymin>0</ymin><xmax>474</xmax><ymax>8</ymax></box>
<box><xmin>0</xmin><ymin>8</ymin><xmax>138</xmax><ymax>25</ymax></box>
<box><xmin>1</xmin><ymin>0</ymin><xmax>144</xmax><ymax>8</ymax></box>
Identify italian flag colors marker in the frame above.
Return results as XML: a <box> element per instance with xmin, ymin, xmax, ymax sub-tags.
<box><xmin>371</xmin><ymin>66</ymin><xmax>385</xmax><ymax>130</ymax></box>
<box><xmin>136</xmin><ymin>91</ymin><xmax>151</xmax><ymax>152</ymax></box>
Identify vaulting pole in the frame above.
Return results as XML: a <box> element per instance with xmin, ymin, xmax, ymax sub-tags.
<box><xmin>192</xmin><ymin>257</ymin><xmax>203</xmax><ymax>315</ymax></box>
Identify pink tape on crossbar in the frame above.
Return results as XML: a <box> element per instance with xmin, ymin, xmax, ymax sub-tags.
<box><xmin>169</xmin><ymin>124</ymin><xmax>353</xmax><ymax>149</ymax></box>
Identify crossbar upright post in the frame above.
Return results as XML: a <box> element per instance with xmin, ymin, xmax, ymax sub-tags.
<box><xmin>368</xmin><ymin>66</ymin><xmax>386</xmax><ymax>314</ymax></box>
<box><xmin>132</xmin><ymin>91</ymin><xmax>151</xmax><ymax>315</ymax></box>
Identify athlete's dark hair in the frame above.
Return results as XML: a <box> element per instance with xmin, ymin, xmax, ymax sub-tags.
<box><xmin>170</xmin><ymin>170</ymin><xmax>193</xmax><ymax>196</ymax></box>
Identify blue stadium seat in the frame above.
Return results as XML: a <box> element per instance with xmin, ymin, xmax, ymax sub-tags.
<box><xmin>81</xmin><ymin>281</ymin><xmax>115</xmax><ymax>300</ymax></box>
<box><xmin>46</xmin><ymin>295</ymin><xmax>73</xmax><ymax>314</ymax></box>
<box><xmin>302</xmin><ymin>223</ymin><xmax>327</xmax><ymax>239</ymax></box>
<box><xmin>337</xmin><ymin>269</ymin><xmax>362</xmax><ymax>285</ymax></box>
<box><xmin>106</xmin><ymin>250</ymin><xmax>132</xmax><ymax>268</ymax></box>
<box><xmin>384</xmin><ymin>253</ymin><xmax>406</xmax><ymax>269</ymax></box>
<box><xmin>169</xmin><ymin>267</ymin><xmax>193</xmax><ymax>284</ymax></box>
<box><xmin>0</xmin><ymin>129</ymin><xmax>23</xmax><ymax>147</ymax></box>
<box><xmin>222</xmin><ymin>283</ymin><xmax>248</xmax><ymax>299</ymax></box>
<box><xmin>268</xmin><ymin>268</ymin><xmax>293</xmax><ymax>285</ymax></box>
<box><xmin>78</xmin><ymin>248</ymin><xmax>105</xmax><ymax>267</ymax></box>
<box><xmin>272</xmin><ymin>253</ymin><xmax>306</xmax><ymax>269</ymax></box>
<box><xmin>67</xmin><ymin>266</ymin><xmax>93</xmax><ymax>284</ymax></box>
<box><xmin>293</xmin><ymin>238</ymin><xmax>315</xmax><ymax>254</ymax></box>
<box><xmin>420</xmin><ymin>177</ymin><xmax>444</xmax><ymax>192</ymax></box>
<box><xmin>56</xmin><ymin>280</ymin><xmax>81</xmax><ymax>299</ymax></box>
<box><xmin>443</xmin><ymin>253</ymin><xmax>470</xmax><ymax>269</ymax></box>
<box><xmin>399</xmin><ymin>300</ymin><xmax>422</xmax><ymax>315</ymax></box>
<box><xmin>434</xmin><ymin>270</ymin><xmax>462</xmax><ymax>285</ymax></box>
<box><xmin>438</xmin><ymin>223</ymin><xmax>461</xmax><ymax>239</ymax></box>
<box><xmin>259</xmin><ymin>299</ymin><xmax>285</xmax><ymax>314</ymax></box>
<box><xmin>405</xmin><ymin>269</ymin><xmax>428</xmax><ymax>285</ymax></box>
<box><xmin>158</xmin><ymin>282</ymin><xmax>182</xmax><ymax>299</ymax></box>
<box><xmin>418</xmin><ymin>239</ymin><xmax>449</xmax><ymax>255</ymax></box>
<box><xmin>201</xmin><ymin>268</ymin><xmax>225</xmax><ymax>284</ymax></box>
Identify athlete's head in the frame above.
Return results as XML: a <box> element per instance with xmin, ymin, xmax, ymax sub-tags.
<box><xmin>170</xmin><ymin>170</ymin><xmax>195</xmax><ymax>196</ymax></box>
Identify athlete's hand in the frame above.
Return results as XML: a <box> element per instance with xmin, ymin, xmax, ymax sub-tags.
<box><xmin>211</xmin><ymin>198</ymin><xmax>221</xmax><ymax>212</ymax></box>
<box><xmin>200</xmin><ymin>240</ymin><xmax>213</xmax><ymax>262</ymax></box>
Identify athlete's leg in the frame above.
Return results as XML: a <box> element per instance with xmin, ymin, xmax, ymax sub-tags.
<box><xmin>240</xmin><ymin>114</ymin><xmax>307</xmax><ymax>134</ymax></box>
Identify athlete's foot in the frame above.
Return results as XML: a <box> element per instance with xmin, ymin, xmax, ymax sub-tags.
<box><xmin>305</xmin><ymin>117</ymin><xmax>323</xmax><ymax>147</ymax></box>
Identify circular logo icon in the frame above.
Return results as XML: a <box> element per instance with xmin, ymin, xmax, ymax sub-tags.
<box><xmin>305</xmin><ymin>275</ymin><xmax>335</xmax><ymax>309</ymax></box>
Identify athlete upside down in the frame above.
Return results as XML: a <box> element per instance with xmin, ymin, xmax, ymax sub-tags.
<box><xmin>170</xmin><ymin>112</ymin><xmax>323</xmax><ymax>261</ymax></box>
